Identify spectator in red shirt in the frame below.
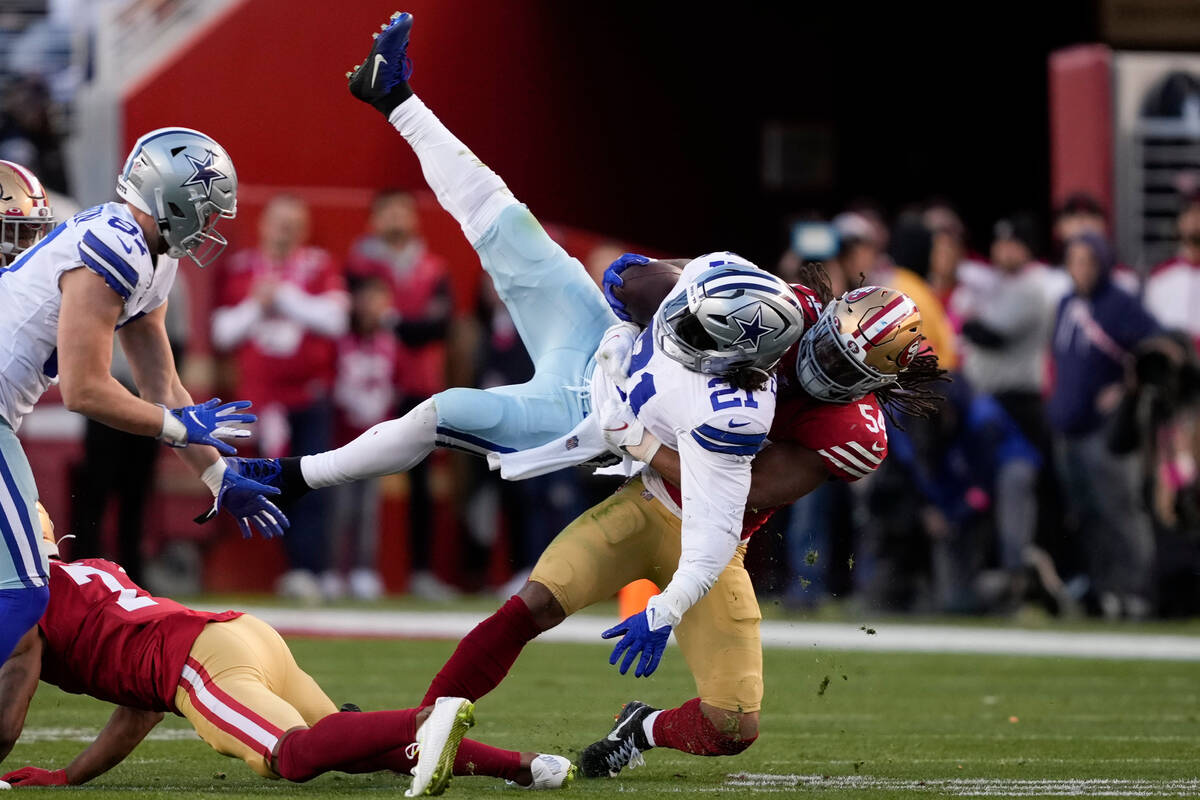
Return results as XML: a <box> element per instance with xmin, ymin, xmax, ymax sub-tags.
<box><xmin>345</xmin><ymin>190</ymin><xmax>455</xmax><ymax>600</ymax></box>
<box><xmin>211</xmin><ymin>194</ymin><xmax>349</xmax><ymax>601</ymax></box>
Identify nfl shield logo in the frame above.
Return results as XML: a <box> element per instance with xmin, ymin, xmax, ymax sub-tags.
<box><xmin>565</xmin><ymin>436</ymin><xmax>579</xmax><ymax>450</ymax></box>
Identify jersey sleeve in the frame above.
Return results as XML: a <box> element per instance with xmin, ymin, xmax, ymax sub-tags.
<box><xmin>788</xmin><ymin>396</ymin><xmax>889</xmax><ymax>481</ymax></box>
<box><xmin>75</xmin><ymin>222</ymin><xmax>146</xmax><ymax>302</ymax></box>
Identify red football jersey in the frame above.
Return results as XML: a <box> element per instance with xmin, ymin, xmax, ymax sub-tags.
<box><xmin>38</xmin><ymin>559</ymin><xmax>240</xmax><ymax>713</ymax></box>
<box><xmin>739</xmin><ymin>385</ymin><xmax>889</xmax><ymax>537</ymax></box>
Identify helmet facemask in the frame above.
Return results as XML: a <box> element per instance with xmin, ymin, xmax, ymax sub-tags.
<box><xmin>654</xmin><ymin>261</ymin><xmax>807</xmax><ymax>376</ymax></box>
<box><xmin>795</xmin><ymin>287</ymin><xmax>924</xmax><ymax>403</ymax></box>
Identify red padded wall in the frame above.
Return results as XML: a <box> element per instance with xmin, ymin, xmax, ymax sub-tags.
<box><xmin>1048</xmin><ymin>45</ymin><xmax>1114</xmax><ymax>217</ymax></box>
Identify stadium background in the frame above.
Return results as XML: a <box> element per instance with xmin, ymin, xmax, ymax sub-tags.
<box><xmin>5</xmin><ymin>0</ymin><xmax>1200</xmax><ymax>604</ymax></box>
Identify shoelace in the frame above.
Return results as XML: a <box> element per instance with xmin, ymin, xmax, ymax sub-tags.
<box><xmin>603</xmin><ymin>739</ymin><xmax>644</xmax><ymax>774</ymax></box>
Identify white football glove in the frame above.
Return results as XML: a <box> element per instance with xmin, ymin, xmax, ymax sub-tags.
<box><xmin>596</xmin><ymin>321</ymin><xmax>641</xmax><ymax>382</ymax></box>
<box><xmin>595</xmin><ymin>390</ymin><xmax>662</xmax><ymax>464</ymax></box>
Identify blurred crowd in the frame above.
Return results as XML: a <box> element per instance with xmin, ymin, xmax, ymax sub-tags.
<box><xmin>771</xmin><ymin>193</ymin><xmax>1200</xmax><ymax>620</ymax></box>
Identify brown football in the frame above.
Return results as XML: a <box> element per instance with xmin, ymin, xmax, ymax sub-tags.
<box><xmin>612</xmin><ymin>261</ymin><xmax>684</xmax><ymax>326</ymax></box>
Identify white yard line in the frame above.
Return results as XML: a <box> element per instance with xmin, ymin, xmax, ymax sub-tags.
<box><xmin>726</xmin><ymin>774</ymin><xmax>1200</xmax><ymax>797</ymax></box>
<box><xmin>204</xmin><ymin>606</ymin><xmax>1200</xmax><ymax>662</ymax></box>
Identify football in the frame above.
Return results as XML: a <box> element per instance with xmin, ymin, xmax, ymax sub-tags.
<box><xmin>612</xmin><ymin>260</ymin><xmax>684</xmax><ymax>326</ymax></box>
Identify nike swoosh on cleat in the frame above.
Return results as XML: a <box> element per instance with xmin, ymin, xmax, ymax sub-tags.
<box><xmin>728</xmin><ymin>420</ymin><xmax>751</xmax><ymax>428</ymax></box>
<box><xmin>371</xmin><ymin>53</ymin><xmax>387</xmax><ymax>88</ymax></box>
<box><xmin>606</xmin><ymin>708</ymin><xmax>640</xmax><ymax>741</ymax></box>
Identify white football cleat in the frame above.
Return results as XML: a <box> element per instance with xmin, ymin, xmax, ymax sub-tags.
<box><xmin>405</xmin><ymin>696</ymin><xmax>475</xmax><ymax>797</ymax></box>
<box><xmin>507</xmin><ymin>754</ymin><xmax>577</xmax><ymax>790</ymax></box>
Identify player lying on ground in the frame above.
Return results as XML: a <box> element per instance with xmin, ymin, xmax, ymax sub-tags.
<box><xmin>316</xmin><ymin>10</ymin><xmax>945</xmax><ymax>783</ymax></box>
<box><xmin>0</xmin><ymin>146</ymin><xmax>281</xmax><ymax>668</ymax></box>
<box><xmin>0</xmin><ymin>506</ymin><xmax>574</xmax><ymax>794</ymax></box>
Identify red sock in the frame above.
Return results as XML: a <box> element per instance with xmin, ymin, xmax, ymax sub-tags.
<box><xmin>651</xmin><ymin>698</ymin><xmax>757</xmax><ymax>756</ymax></box>
<box><xmin>275</xmin><ymin>709</ymin><xmax>420</xmax><ymax>782</ymax></box>
<box><xmin>454</xmin><ymin>739</ymin><xmax>523</xmax><ymax>781</ymax></box>
<box><xmin>420</xmin><ymin>595</ymin><xmax>541</xmax><ymax>706</ymax></box>
<box><xmin>336</xmin><ymin>738</ymin><xmax>522</xmax><ymax>780</ymax></box>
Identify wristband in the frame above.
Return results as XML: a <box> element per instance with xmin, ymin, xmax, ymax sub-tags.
<box><xmin>200</xmin><ymin>459</ymin><xmax>227</xmax><ymax>497</ymax></box>
<box><xmin>157</xmin><ymin>405</ymin><xmax>188</xmax><ymax>446</ymax></box>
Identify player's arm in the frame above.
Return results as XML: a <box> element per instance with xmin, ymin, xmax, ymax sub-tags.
<box><xmin>57</xmin><ymin>269</ymin><xmax>171</xmax><ymax>437</ymax></box>
<box><xmin>646</xmin><ymin>439</ymin><xmax>829</xmax><ymax>510</ymax></box>
<box><xmin>119</xmin><ymin>303</ymin><xmax>222</xmax><ymax>476</ymax></box>
<box><xmin>59</xmin><ymin>706</ymin><xmax>164</xmax><ymax>785</ymax></box>
<box><xmin>0</xmin><ymin>628</ymin><xmax>42</xmax><ymax>765</ymax></box>
<box><xmin>59</xmin><ymin>271</ymin><xmax>253</xmax><ymax>458</ymax></box>
<box><xmin>120</xmin><ymin>304</ymin><xmax>288</xmax><ymax>539</ymax></box>
<box><xmin>604</xmin><ymin>427</ymin><xmax>754</xmax><ymax>677</ymax></box>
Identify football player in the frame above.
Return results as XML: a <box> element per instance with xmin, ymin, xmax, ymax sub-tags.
<box><xmin>231</xmin><ymin>8</ymin><xmax>807</xmax><ymax>649</ymax></box>
<box><xmin>0</xmin><ymin>144</ymin><xmax>285</xmax><ymax>671</ymax></box>
<box><xmin>304</xmin><ymin>10</ymin><xmax>941</xmax><ymax>783</ymax></box>
<box><xmin>0</xmin><ymin>505</ymin><xmax>574</xmax><ymax>794</ymax></box>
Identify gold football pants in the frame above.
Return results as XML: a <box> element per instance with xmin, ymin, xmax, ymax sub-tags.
<box><xmin>530</xmin><ymin>477</ymin><xmax>763</xmax><ymax>712</ymax></box>
<box><xmin>175</xmin><ymin>614</ymin><xmax>338</xmax><ymax>777</ymax></box>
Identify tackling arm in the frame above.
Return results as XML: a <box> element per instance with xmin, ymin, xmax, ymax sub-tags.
<box><xmin>648</xmin><ymin>438</ymin><xmax>829</xmax><ymax>510</ymax></box>
<box><xmin>0</xmin><ymin>629</ymin><xmax>43</xmax><ymax>765</ymax></box>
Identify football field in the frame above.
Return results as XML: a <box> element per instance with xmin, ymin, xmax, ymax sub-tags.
<box><xmin>6</xmin><ymin>614</ymin><xmax>1198</xmax><ymax>799</ymax></box>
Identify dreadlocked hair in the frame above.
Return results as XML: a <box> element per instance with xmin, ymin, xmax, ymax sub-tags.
<box><xmin>792</xmin><ymin>261</ymin><xmax>834</xmax><ymax>306</ymax></box>
<box><xmin>875</xmin><ymin>350</ymin><xmax>950</xmax><ymax>425</ymax></box>
<box><xmin>727</xmin><ymin>364</ymin><xmax>771</xmax><ymax>392</ymax></box>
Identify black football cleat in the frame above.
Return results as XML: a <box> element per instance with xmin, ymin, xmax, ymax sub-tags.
<box><xmin>579</xmin><ymin>701</ymin><xmax>657</xmax><ymax>778</ymax></box>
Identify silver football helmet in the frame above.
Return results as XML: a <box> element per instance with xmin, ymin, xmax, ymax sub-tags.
<box><xmin>654</xmin><ymin>253</ymin><xmax>807</xmax><ymax>375</ymax></box>
<box><xmin>115</xmin><ymin>127</ymin><xmax>237</xmax><ymax>268</ymax></box>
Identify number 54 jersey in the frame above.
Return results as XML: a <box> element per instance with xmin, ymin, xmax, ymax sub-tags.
<box><xmin>38</xmin><ymin>559</ymin><xmax>239</xmax><ymax>712</ymax></box>
<box><xmin>0</xmin><ymin>202</ymin><xmax>177</xmax><ymax>430</ymax></box>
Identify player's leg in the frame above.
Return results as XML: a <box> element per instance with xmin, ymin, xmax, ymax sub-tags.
<box><xmin>0</xmin><ymin>423</ymin><xmax>49</xmax><ymax>663</ymax></box>
<box><xmin>579</xmin><ymin>545</ymin><xmax>761</xmax><ymax>777</ymax></box>
<box><xmin>649</xmin><ymin>547</ymin><xmax>762</xmax><ymax>753</ymax></box>
<box><xmin>419</xmin><ymin>478</ymin><xmax>668</xmax><ymax>707</ymax></box>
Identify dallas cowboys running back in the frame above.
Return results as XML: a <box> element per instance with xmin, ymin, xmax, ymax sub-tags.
<box><xmin>0</xmin><ymin>129</ymin><xmax>283</xmax><ymax>667</ymax></box>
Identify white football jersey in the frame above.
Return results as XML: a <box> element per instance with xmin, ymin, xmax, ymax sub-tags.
<box><xmin>0</xmin><ymin>202</ymin><xmax>178</xmax><ymax>430</ymax></box>
<box><xmin>589</xmin><ymin>253</ymin><xmax>778</xmax><ymax>552</ymax></box>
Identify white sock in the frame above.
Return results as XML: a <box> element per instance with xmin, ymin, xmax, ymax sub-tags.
<box><xmin>389</xmin><ymin>95</ymin><xmax>517</xmax><ymax>244</ymax></box>
<box><xmin>642</xmin><ymin>710</ymin><xmax>661</xmax><ymax>748</ymax></box>
<box><xmin>300</xmin><ymin>399</ymin><xmax>437</xmax><ymax>489</ymax></box>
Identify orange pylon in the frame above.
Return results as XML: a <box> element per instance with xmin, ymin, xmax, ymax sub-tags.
<box><xmin>618</xmin><ymin>579</ymin><xmax>660</xmax><ymax>619</ymax></box>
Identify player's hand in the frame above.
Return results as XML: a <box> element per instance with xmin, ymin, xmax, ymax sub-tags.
<box><xmin>595</xmin><ymin>391</ymin><xmax>644</xmax><ymax>454</ymax></box>
<box><xmin>1</xmin><ymin>766</ymin><xmax>69</xmax><ymax>786</ymax></box>
<box><xmin>601</xmin><ymin>607</ymin><xmax>671</xmax><ymax>678</ymax></box>
<box><xmin>602</xmin><ymin>253</ymin><xmax>651</xmax><ymax>321</ymax></box>
<box><xmin>159</xmin><ymin>398</ymin><xmax>255</xmax><ymax>456</ymax></box>
<box><xmin>195</xmin><ymin>459</ymin><xmax>290</xmax><ymax>539</ymax></box>
<box><xmin>596</xmin><ymin>321</ymin><xmax>640</xmax><ymax>381</ymax></box>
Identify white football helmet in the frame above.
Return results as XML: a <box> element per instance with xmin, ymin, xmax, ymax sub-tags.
<box><xmin>655</xmin><ymin>253</ymin><xmax>807</xmax><ymax>375</ymax></box>
<box><xmin>116</xmin><ymin>127</ymin><xmax>237</xmax><ymax>268</ymax></box>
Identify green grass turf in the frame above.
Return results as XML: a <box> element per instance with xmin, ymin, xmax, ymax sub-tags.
<box><xmin>6</xmin><ymin>637</ymin><xmax>1198</xmax><ymax>798</ymax></box>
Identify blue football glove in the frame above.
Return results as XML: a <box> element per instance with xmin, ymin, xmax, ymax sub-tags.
<box><xmin>160</xmin><ymin>398</ymin><xmax>256</xmax><ymax>456</ymax></box>
<box><xmin>601</xmin><ymin>609</ymin><xmax>671</xmax><ymax>678</ymax></box>
<box><xmin>196</xmin><ymin>459</ymin><xmax>290</xmax><ymax>539</ymax></box>
<box><xmin>602</xmin><ymin>253</ymin><xmax>651</xmax><ymax>321</ymax></box>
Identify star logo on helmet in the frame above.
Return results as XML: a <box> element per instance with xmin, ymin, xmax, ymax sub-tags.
<box><xmin>181</xmin><ymin>150</ymin><xmax>226</xmax><ymax>196</ymax></box>
<box><xmin>731</xmin><ymin>307</ymin><xmax>777</xmax><ymax>350</ymax></box>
